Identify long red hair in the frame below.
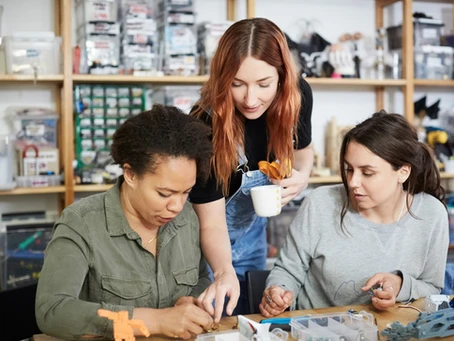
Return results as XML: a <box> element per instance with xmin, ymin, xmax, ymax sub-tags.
<box><xmin>193</xmin><ymin>18</ymin><xmax>301</xmax><ymax>195</ymax></box>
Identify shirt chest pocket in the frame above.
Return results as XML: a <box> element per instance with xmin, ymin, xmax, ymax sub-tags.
<box><xmin>172</xmin><ymin>266</ymin><xmax>199</xmax><ymax>297</ymax></box>
<box><xmin>101</xmin><ymin>276</ymin><xmax>152</xmax><ymax>307</ymax></box>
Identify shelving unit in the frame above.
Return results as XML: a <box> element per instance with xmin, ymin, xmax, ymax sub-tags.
<box><xmin>0</xmin><ymin>0</ymin><xmax>453</xmax><ymax>206</ymax></box>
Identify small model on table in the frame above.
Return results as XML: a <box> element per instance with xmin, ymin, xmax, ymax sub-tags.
<box><xmin>98</xmin><ymin>309</ymin><xmax>150</xmax><ymax>341</ymax></box>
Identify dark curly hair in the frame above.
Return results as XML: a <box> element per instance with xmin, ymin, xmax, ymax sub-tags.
<box><xmin>111</xmin><ymin>104</ymin><xmax>213</xmax><ymax>183</ymax></box>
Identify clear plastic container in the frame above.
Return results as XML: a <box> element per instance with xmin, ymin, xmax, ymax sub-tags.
<box><xmin>290</xmin><ymin>311</ymin><xmax>378</xmax><ymax>341</ymax></box>
<box><xmin>0</xmin><ymin>134</ymin><xmax>16</xmax><ymax>190</ymax></box>
<box><xmin>3</xmin><ymin>32</ymin><xmax>62</xmax><ymax>75</ymax></box>
<box><xmin>15</xmin><ymin>175</ymin><xmax>61</xmax><ymax>188</ymax></box>
<box><xmin>414</xmin><ymin>45</ymin><xmax>453</xmax><ymax>80</ymax></box>
<box><xmin>7</xmin><ymin>107</ymin><xmax>59</xmax><ymax>149</ymax></box>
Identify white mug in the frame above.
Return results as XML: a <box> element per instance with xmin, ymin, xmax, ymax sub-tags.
<box><xmin>250</xmin><ymin>185</ymin><xmax>282</xmax><ymax>217</ymax></box>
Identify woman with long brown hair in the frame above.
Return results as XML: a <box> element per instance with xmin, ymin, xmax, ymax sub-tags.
<box><xmin>261</xmin><ymin>111</ymin><xmax>448</xmax><ymax>316</ymax></box>
<box><xmin>190</xmin><ymin>17</ymin><xmax>314</xmax><ymax>318</ymax></box>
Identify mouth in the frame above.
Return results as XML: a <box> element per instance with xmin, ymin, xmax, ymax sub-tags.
<box><xmin>353</xmin><ymin>193</ymin><xmax>366</xmax><ymax>200</ymax></box>
<box><xmin>243</xmin><ymin>105</ymin><xmax>260</xmax><ymax>113</ymax></box>
<box><xmin>159</xmin><ymin>216</ymin><xmax>176</xmax><ymax>222</ymax></box>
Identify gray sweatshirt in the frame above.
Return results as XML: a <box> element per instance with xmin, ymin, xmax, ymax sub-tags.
<box><xmin>267</xmin><ymin>184</ymin><xmax>449</xmax><ymax>309</ymax></box>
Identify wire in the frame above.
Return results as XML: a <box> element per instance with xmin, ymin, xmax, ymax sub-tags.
<box><xmin>398</xmin><ymin>305</ymin><xmax>422</xmax><ymax>313</ymax></box>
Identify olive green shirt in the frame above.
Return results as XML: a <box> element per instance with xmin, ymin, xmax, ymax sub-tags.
<box><xmin>35</xmin><ymin>178</ymin><xmax>211</xmax><ymax>340</ymax></box>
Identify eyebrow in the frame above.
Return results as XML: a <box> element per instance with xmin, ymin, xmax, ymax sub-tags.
<box><xmin>344</xmin><ymin>161</ymin><xmax>377</xmax><ymax>169</ymax></box>
<box><xmin>233</xmin><ymin>76</ymin><xmax>273</xmax><ymax>82</ymax></box>
<box><xmin>157</xmin><ymin>186</ymin><xmax>194</xmax><ymax>193</ymax></box>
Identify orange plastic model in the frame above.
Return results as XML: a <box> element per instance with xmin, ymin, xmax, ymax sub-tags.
<box><xmin>98</xmin><ymin>309</ymin><xmax>150</xmax><ymax>341</ymax></box>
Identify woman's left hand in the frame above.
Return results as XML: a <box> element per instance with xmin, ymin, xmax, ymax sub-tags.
<box><xmin>175</xmin><ymin>296</ymin><xmax>197</xmax><ymax>306</ymax></box>
<box><xmin>271</xmin><ymin>168</ymin><xmax>309</xmax><ymax>206</ymax></box>
<box><xmin>362</xmin><ymin>272</ymin><xmax>403</xmax><ymax>310</ymax></box>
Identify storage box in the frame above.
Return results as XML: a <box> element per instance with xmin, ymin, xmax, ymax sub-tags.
<box><xmin>0</xmin><ymin>212</ymin><xmax>57</xmax><ymax>290</ymax></box>
<box><xmin>7</xmin><ymin>107</ymin><xmax>59</xmax><ymax>149</ymax></box>
<box><xmin>290</xmin><ymin>311</ymin><xmax>378</xmax><ymax>341</ymax></box>
<box><xmin>387</xmin><ymin>18</ymin><xmax>444</xmax><ymax>50</ymax></box>
<box><xmin>414</xmin><ymin>45</ymin><xmax>453</xmax><ymax>80</ymax></box>
<box><xmin>3</xmin><ymin>32</ymin><xmax>61</xmax><ymax>75</ymax></box>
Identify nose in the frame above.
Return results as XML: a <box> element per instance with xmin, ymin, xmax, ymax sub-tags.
<box><xmin>244</xmin><ymin>86</ymin><xmax>257</xmax><ymax>106</ymax></box>
<box><xmin>167</xmin><ymin>194</ymin><xmax>187</xmax><ymax>213</ymax></box>
<box><xmin>348</xmin><ymin>170</ymin><xmax>361</xmax><ymax>189</ymax></box>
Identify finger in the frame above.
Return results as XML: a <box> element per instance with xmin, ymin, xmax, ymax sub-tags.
<box><xmin>259</xmin><ymin>302</ymin><xmax>273</xmax><ymax>317</ymax></box>
<box><xmin>186</xmin><ymin>322</ymin><xmax>204</xmax><ymax>338</ymax></box>
<box><xmin>265</xmin><ymin>294</ymin><xmax>287</xmax><ymax>312</ymax></box>
<box><xmin>200</xmin><ymin>290</ymin><xmax>215</xmax><ymax>316</ymax></box>
<box><xmin>362</xmin><ymin>275</ymin><xmax>383</xmax><ymax>291</ymax></box>
<box><xmin>196</xmin><ymin>290</ymin><xmax>206</xmax><ymax>306</ymax></box>
<box><xmin>225</xmin><ymin>287</ymin><xmax>240</xmax><ymax>317</ymax></box>
<box><xmin>213</xmin><ymin>288</ymin><xmax>227</xmax><ymax>323</ymax></box>
<box><xmin>376</xmin><ymin>286</ymin><xmax>394</xmax><ymax>300</ymax></box>
<box><xmin>190</xmin><ymin>306</ymin><xmax>215</xmax><ymax>330</ymax></box>
<box><xmin>372</xmin><ymin>296</ymin><xmax>393</xmax><ymax>311</ymax></box>
<box><xmin>283</xmin><ymin>291</ymin><xmax>294</xmax><ymax>305</ymax></box>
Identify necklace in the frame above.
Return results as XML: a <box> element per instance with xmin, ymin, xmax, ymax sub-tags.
<box><xmin>396</xmin><ymin>192</ymin><xmax>407</xmax><ymax>221</ymax></box>
<box><xmin>144</xmin><ymin>235</ymin><xmax>158</xmax><ymax>246</ymax></box>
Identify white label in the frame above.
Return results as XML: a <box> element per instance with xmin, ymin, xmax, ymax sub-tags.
<box><xmin>25</xmin><ymin>124</ymin><xmax>45</xmax><ymax>136</ymax></box>
<box><xmin>422</xmin><ymin>28</ymin><xmax>438</xmax><ymax>39</ymax></box>
<box><xmin>427</xmin><ymin>56</ymin><xmax>442</xmax><ymax>67</ymax></box>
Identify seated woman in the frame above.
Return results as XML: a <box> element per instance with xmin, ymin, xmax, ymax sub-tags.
<box><xmin>36</xmin><ymin>105</ymin><xmax>215</xmax><ymax>339</ymax></box>
<box><xmin>260</xmin><ymin>111</ymin><xmax>449</xmax><ymax>316</ymax></box>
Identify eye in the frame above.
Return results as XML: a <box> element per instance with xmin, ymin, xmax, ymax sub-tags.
<box><xmin>158</xmin><ymin>192</ymin><xmax>171</xmax><ymax>198</ymax></box>
<box><xmin>363</xmin><ymin>173</ymin><xmax>373</xmax><ymax>177</ymax></box>
<box><xmin>232</xmin><ymin>83</ymin><xmax>242</xmax><ymax>88</ymax></box>
<box><xmin>259</xmin><ymin>84</ymin><xmax>271</xmax><ymax>88</ymax></box>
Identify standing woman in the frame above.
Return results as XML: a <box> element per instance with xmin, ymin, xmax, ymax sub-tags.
<box><xmin>190</xmin><ymin>17</ymin><xmax>314</xmax><ymax>318</ymax></box>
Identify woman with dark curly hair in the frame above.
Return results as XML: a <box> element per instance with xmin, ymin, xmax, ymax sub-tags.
<box><xmin>36</xmin><ymin>105</ymin><xmax>215</xmax><ymax>340</ymax></box>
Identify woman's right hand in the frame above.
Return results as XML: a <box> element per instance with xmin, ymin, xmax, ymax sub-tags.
<box><xmin>259</xmin><ymin>285</ymin><xmax>293</xmax><ymax>317</ymax></box>
<box><xmin>197</xmin><ymin>269</ymin><xmax>240</xmax><ymax>322</ymax></box>
<box><xmin>157</xmin><ymin>303</ymin><xmax>214</xmax><ymax>339</ymax></box>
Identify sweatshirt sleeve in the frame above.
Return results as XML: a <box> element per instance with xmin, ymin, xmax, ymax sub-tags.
<box><xmin>396</xmin><ymin>206</ymin><xmax>449</xmax><ymax>302</ymax></box>
<box><xmin>266</xmin><ymin>194</ymin><xmax>318</xmax><ymax>307</ymax></box>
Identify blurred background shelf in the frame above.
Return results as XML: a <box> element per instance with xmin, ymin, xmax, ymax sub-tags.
<box><xmin>0</xmin><ymin>186</ymin><xmax>66</xmax><ymax>196</ymax></box>
<box><xmin>72</xmin><ymin>75</ymin><xmax>209</xmax><ymax>84</ymax></box>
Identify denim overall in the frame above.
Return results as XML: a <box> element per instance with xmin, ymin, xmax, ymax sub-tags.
<box><xmin>226</xmin><ymin>148</ymin><xmax>271</xmax><ymax>314</ymax></box>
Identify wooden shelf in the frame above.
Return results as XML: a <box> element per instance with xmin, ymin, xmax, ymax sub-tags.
<box><xmin>0</xmin><ymin>186</ymin><xmax>66</xmax><ymax>196</ymax></box>
<box><xmin>441</xmin><ymin>172</ymin><xmax>454</xmax><ymax>179</ymax></box>
<box><xmin>414</xmin><ymin>79</ymin><xmax>454</xmax><ymax>87</ymax></box>
<box><xmin>306</xmin><ymin>78</ymin><xmax>407</xmax><ymax>86</ymax></box>
<box><xmin>0</xmin><ymin>74</ymin><xmax>64</xmax><ymax>82</ymax></box>
<box><xmin>309</xmin><ymin>176</ymin><xmax>342</xmax><ymax>184</ymax></box>
<box><xmin>72</xmin><ymin>74</ymin><xmax>209</xmax><ymax>84</ymax></box>
<box><xmin>74</xmin><ymin>184</ymin><xmax>113</xmax><ymax>192</ymax></box>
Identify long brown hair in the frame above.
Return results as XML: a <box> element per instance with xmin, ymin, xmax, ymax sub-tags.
<box><xmin>192</xmin><ymin>18</ymin><xmax>301</xmax><ymax>195</ymax></box>
<box><xmin>339</xmin><ymin>110</ymin><xmax>445</xmax><ymax>228</ymax></box>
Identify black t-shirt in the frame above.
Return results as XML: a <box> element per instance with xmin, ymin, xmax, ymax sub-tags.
<box><xmin>189</xmin><ymin>77</ymin><xmax>313</xmax><ymax>204</ymax></box>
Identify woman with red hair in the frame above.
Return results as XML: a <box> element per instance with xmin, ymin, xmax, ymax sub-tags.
<box><xmin>190</xmin><ymin>17</ymin><xmax>314</xmax><ymax>319</ymax></box>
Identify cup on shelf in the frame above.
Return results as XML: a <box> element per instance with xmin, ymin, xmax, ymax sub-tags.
<box><xmin>250</xmin><ymin>185</ymin><xmax>282</xmax><ymax>217</ymax></box>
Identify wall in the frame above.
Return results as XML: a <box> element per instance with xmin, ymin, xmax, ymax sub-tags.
<box><xmin>0</xmin><ymin>0</ymin><xmax>453</xmax><ymax>214</ymax></box>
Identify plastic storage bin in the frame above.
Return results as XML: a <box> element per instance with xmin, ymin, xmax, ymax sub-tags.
<box><xmin>7</xmin><ymin>107</ymin><xmax>59</xmax><ymax>149</ymax></box>
<box><xmin>0</xmin><ymin>135</ymin><xmax>16</xmax><ymax>190</ymax></box>
<box><xmin>414</xmin><ymin>45</ymin><xmax>453</xmax><ymax>80</ymax></box>
<box><xmin>0</xmin><ymin>212</ymin><xmax>56</xmax><ymax>290</ymax></box>
<box><xmin>387</xmin><ymin>18</ymin><xmax>444</xmax><ymax>50</ymax></box>
<box><xmin>3</xmin><ymin>32</ymin><xmax>61</xmax><ymax>75</ymax></box>
<box><xmin>290</xmin><ymin>311</ymin><xmax>378</xmax><ymax>341</ymax></box>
